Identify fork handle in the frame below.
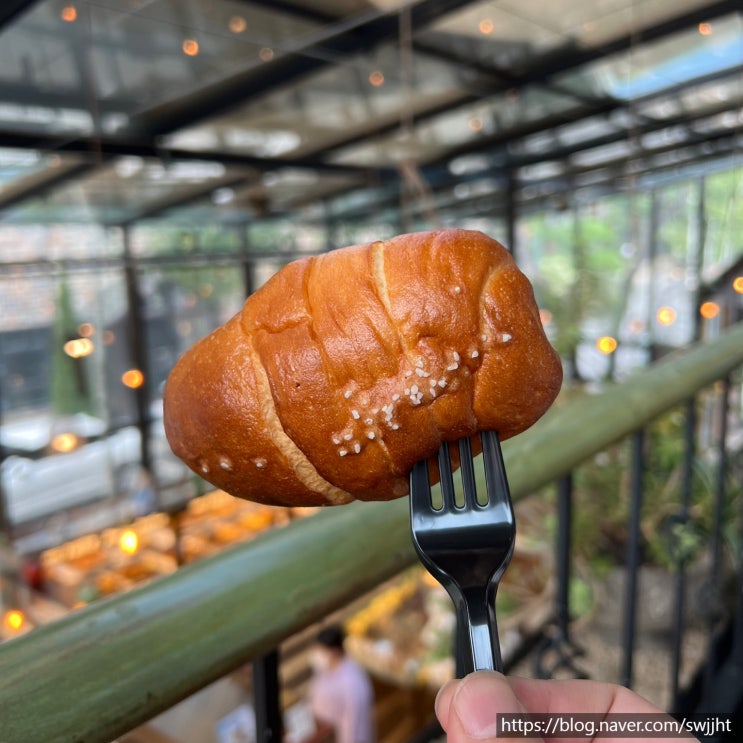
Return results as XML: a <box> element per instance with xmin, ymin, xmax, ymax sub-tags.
<box><xmin>454</xmin><ymin>586</ymin><xmax>503</xmax><ymax>674</ymax></box>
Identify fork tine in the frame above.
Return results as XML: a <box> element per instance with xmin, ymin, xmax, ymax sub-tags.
<box><xmin>438</xmin><ymin>441</ymin><xmax>456</xmax><ymax>511</ymax></box>
<box><xmin>410</xmin><ymin>458</ymin><xmax>432</xmax><ymax>510</ymax></box>
<box><xmin>481</xmin><ymin>430</ymin><xmax>511</xmax><ymax>508</ymax></box>
<box><xmin>457</xmin><ymin>436</ymin><xmax>478</xmax><ymax>508</ymax></box>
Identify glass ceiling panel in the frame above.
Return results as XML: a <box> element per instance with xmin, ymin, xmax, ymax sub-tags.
<box><xmin>0</xmin><ymin>0</ymin><xmax>740</xmax><ymax>228</ymax></box>
<box><xmin>571</xmin><ymin>139</ymin><xmax>634</xmax><ymax>169</ymax></box>
<box><xmin>116</xmin><ymin>168</ymin><xmax>363</xmax><ymax>226</ymax></box>
<box><xmin>289</xmin><ymin>0</ymin><xmax>413</xmax><ymax>15</ymax></box>
<box><xmin>218</xmin><ymin>169</ymin><xmax>364</xmax><ymax>215</ymax></box>
<box><xmin>327</xmin><ymin>84</ymin><xmax>577</xmax><ymax>168</ymax></box>
<box><xmin>0</xmin><ymin>148</ymin><xmax>65</xmax><ymax>188</ymax></box>
<box><xmin>553</xmin><ymin>115</ymin><xmax>620</xmax><ymax>148</ymax></box>
<box><xmin>0</xmin><ymin>0</ymin><xmax>322</xmax><ymax>138</ymax></box>
<box><xmin>677</xmin><ymin>75</ymin><xmax>743</xmax><ymax>114</ymax></box>
<box><xmin>561</xmin><ymin>12</ymin><xmax>743</xmax><ymax>102</ymax></box>
<box><xmin>4</xmin><ymin>157</ymin><xmax>255</xmax><ymax>225</ymax></box>
<box><xmin>164</xmin><ymin>43</ymin><xmax>467</xmax><ymax>160</ymax></box>
<box><xmin>424</xmin><ymin>0</ymin><xmax>713</xmax><ymax>67</ymax></box>
<box><xmin>0</xmin><ymin>153</ymin><xmax>87</xmax><ymax>220</ymax></box>
<box><xmin>690</xmin><ymin>109</ymin><xmax>743</xmax><ymax>135</ymax></box>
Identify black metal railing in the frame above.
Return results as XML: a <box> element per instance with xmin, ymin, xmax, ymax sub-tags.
<box><xmin>532</xmin><ymin>376</ymin><xmax>742</xmax><ymax>718</ymax></box>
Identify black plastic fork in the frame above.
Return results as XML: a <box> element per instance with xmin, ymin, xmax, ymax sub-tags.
<box><xmin>409</xmin><ymin>431</ymin><xmax>516</xmax><ymax>675</ymax></box>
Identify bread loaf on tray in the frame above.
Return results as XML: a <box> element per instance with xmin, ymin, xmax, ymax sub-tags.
<box><xmin>163</xmin><ymin>230</ymin><xmax>562</xmax><ymax>506</ymax></box>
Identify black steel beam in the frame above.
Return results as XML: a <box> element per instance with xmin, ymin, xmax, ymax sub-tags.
<box><xmin>411</xmin><ymin>37</ymin><xmax>618</xmax><ymax>110</ymax></box>
<box><xmin>0</xmin><ymin>161</ymin><xmax>98</xmax><ymax>215</ymax></box>
<box><xmin>234</xmin><ymin>0</ymin><xmax>338</xmax><ymax>25</ymax></box>
<box><xmin>0</xmin><ymin>80</ymin><xmax>140</xmax><ymax>112</ymax></box>
<box><xmin>506</xmin><ymin>98</ymin><xmax>740</xmax><ymax>170</ymax></box>
<box><xmin>0</xmin><ymin>0</ymin><xmax>39</xmax><ymax>31</ymax></box>
<box><xmin>459</xmin><ymin>134</ymin><xmax>743</xmax><ymax>216</ymax></box>
<box><xmin>0</xmin><ymin>130</ymin><xmax>392</xmax><ymax>177</ymax></box>
<box><xmin>118</xmin><ymin>175</ymin><xmax>257</xmax><ymax>226</ymax></box>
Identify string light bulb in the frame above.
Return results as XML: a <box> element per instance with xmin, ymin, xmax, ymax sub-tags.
<box><xmin>122</xmin><ymin>369</ymin><xmax>144</xmax><ymax>389</ymax></box>
<box><xmin>656</xmin><ymin>306</ymin><xmax>677</xmax><ymax>326</ymax></box>
<box><xmin>182</xmin><ymin>38</ymin><xmax>200</xmax><ymax>56</ymax></box>
<box><xmin>229</xmin><ymin>16</ymin><xmax>247</xmax><ymax>33</ymax></box>
<box><xmin>468</xmin><ymin>117</ymin><xmax>484</xmax><ymax>132</ymax></box>
<box><xmin>699</xmin><ymin>301</ymin><xmax>720</xmax><ymax>319</ymax></box>
<box><xmin>596</xmin><ymin>336</ymin><xmax>618</xmax><ymax>355</ymax></box>
<box><xmin>61</xmin><ymin>5</ymin><xmax>77</xmax><ymax>22</ymax></box>
<box><xmin>64</xmin><ymin>338</ymin><xmax>94</xmax><ymax>358</ymax></box>
<box><xmin>50</xmin><ymin>432</ymin><xmax>79</xmax><ymax>453</ymax></box>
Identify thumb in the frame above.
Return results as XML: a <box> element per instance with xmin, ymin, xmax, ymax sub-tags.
<box><xmin>435</xmin><ymin>672</ymin><xmax>538</xmax><ymax>743</ymax></box>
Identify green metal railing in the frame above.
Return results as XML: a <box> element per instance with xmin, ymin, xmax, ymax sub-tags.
<box><xmin>2</xmin><ymin>322</ymin><xmax>743</xmax><ymax>743</ymax></box>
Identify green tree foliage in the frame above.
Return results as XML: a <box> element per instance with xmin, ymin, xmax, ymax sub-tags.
<box><xmin>704</xmin><ymin>169</ymin><xmax>743</xmax><ymax>270</ymax></box>
<box><xmin>523</xmin><ymin>195</ymin><xmax>646</xmax><ymax>380</ymax></box>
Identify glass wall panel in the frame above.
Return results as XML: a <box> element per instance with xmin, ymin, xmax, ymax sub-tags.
<box><xmin>703</xmin><ymin>167</ymin><xmax>743</xmax><ymax>281</ymax></box>
<box><xmin>652</xmin><ymin>181</ymin><xmax>699</xmax><ymax>350</ymax></box>
<box><xmin>138</xmin><ymin>264</ymin><xmax>246</xmax><ymax>403</ymax></box>
<box><xmin>0</xmin><ymin>264</ymin><xmax>140</xmax><ymax>549</ymax></box>
<box><xmin>131</xmin><ymin>223</ymin><xmax>242</xmax><ymax>256</ymax></box>
<box><xmin>518</xmin><ymin>191</ymin><xmax>652</xmax><ymax>383</ymax></box>
<box><xmin>0</xmin><ymin>223</ymin><xmax>120</xmax><ymax>263</ymax></box>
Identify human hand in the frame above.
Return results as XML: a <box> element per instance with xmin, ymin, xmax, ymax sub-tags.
<box><xmin>435</xmin><ymin>671</ymin><xmax>689</xmax><ymax>743</ymax></box>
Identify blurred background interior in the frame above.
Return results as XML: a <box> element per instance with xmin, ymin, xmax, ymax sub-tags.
<box><xmin>0</xmin><ymin>1</ymin><xmax>742</xmax><ymax>742</ymax></box>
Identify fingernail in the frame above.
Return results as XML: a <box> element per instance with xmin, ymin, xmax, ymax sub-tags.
<box><xmin>452</xmin><ymin>672</ymin><xmax>505</xmax><ymax>739</ymax></box>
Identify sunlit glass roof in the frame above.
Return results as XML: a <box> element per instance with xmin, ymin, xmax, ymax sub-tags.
<box><xmin>0</xmin><ymin>0</ymin><xmax>741</xmax><ymax>227</ymax></box>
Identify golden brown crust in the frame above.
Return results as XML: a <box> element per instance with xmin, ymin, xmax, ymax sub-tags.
<box><xmin>163</xmin><ymin>230</ymin><xmax>562</xmax><ymax>506</ymax></box>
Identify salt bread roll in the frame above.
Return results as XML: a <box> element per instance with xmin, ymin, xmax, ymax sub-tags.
<box><xmin>164</xmin><ymin>230</ymin><xmax>562</xmax><ymax>506</ymax></box>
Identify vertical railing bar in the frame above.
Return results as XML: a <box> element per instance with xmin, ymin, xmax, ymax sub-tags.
<box><xmin>702</xmin><ymin>376</ymin><xmax>731</xmax><ymax>705</ymax></box>
<box><xmin>670</xmin><ymin>397</ymin><xmax>696</xmax><ymax>710</ymax></box>
<box><xmin>710</xmin><ymin>377</ymin><xmax>730</xmax><ymax>586</ymax></box>
<box><xmin>253</xmin><ymin>650</ymin><xmax>282</xmax><ymax>743</ymax></box>
<box><xmin>239</xmin><ymin>221</ymin><xmax>255</xmax><ymax>300</ymax></box>
<box><xmin>535</xmin><ymin>472</ymin><xmax>582</xmax><ymax>678</ymax></box>
<box><xmin>732</xmin><ymin>520</ymin><xmax>743</xmax><ymax>670</ymax></box>
<box><xmin>621</xmin><ymin>428</ymin><xmax>645</xmax><ymax>689</ymax></box>
<box><xmin>555</xmin><ymin>473</ymin><xmax>573</xmax><ymax>637</ymax></box>
<box><xmin>122</xmin><ymin>225</ymin><xmax>154</xmax><ymax>478</ymax></box>
<box><xmin>506</xmin><ymin>168</ymin><xmax>517</xmax><ymax>261</ymax></box>
<box><xmin>721</xmin><ymin>412</ymin><xmax>743</xmax><ymax>707</ymax></box>
<box><xmin>0</xmin><ymin>367</ymin><xmax>12</xmax><ymax>539</ymax></box>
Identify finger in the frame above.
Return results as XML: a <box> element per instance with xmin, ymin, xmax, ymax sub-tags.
<box><xmin>435</xmin><ymin>671</ymin><xmax>539</xmax><ymax>743</ymax></box>
<box><xmin>506</xmin><ymin>677</ymin><xmax>690</xmax><ymax>743</ymax></box>
<box><xmin>435</xmin><ymin>679</ymin><xmax>459</xmax><ymax>731</ymax></box>
<box><xmin>509</xmin><ymin>676</ymin><xmax>664</xmax><ymax>716</ymax></box>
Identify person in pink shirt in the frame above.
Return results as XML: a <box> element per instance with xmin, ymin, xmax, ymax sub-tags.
<box><xmin>306</xmin><ymin>625</ymin><xmax>376</xmax><ymax>743</ymax></box>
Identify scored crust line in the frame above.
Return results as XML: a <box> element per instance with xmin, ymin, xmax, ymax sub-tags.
<box><xmin>370</xmin><ymin>239</ymin><xmax>421</xmax><ymax>371</ymax></box>
<box><xmin>248</xmin><ymin>336</ymin><xmax>353</xmax><ymax>505</ymax></box>
<box><xmin>370</xmin><ymin>238</ymin><xmax>439</xmax><ymax>466</ymax></box>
